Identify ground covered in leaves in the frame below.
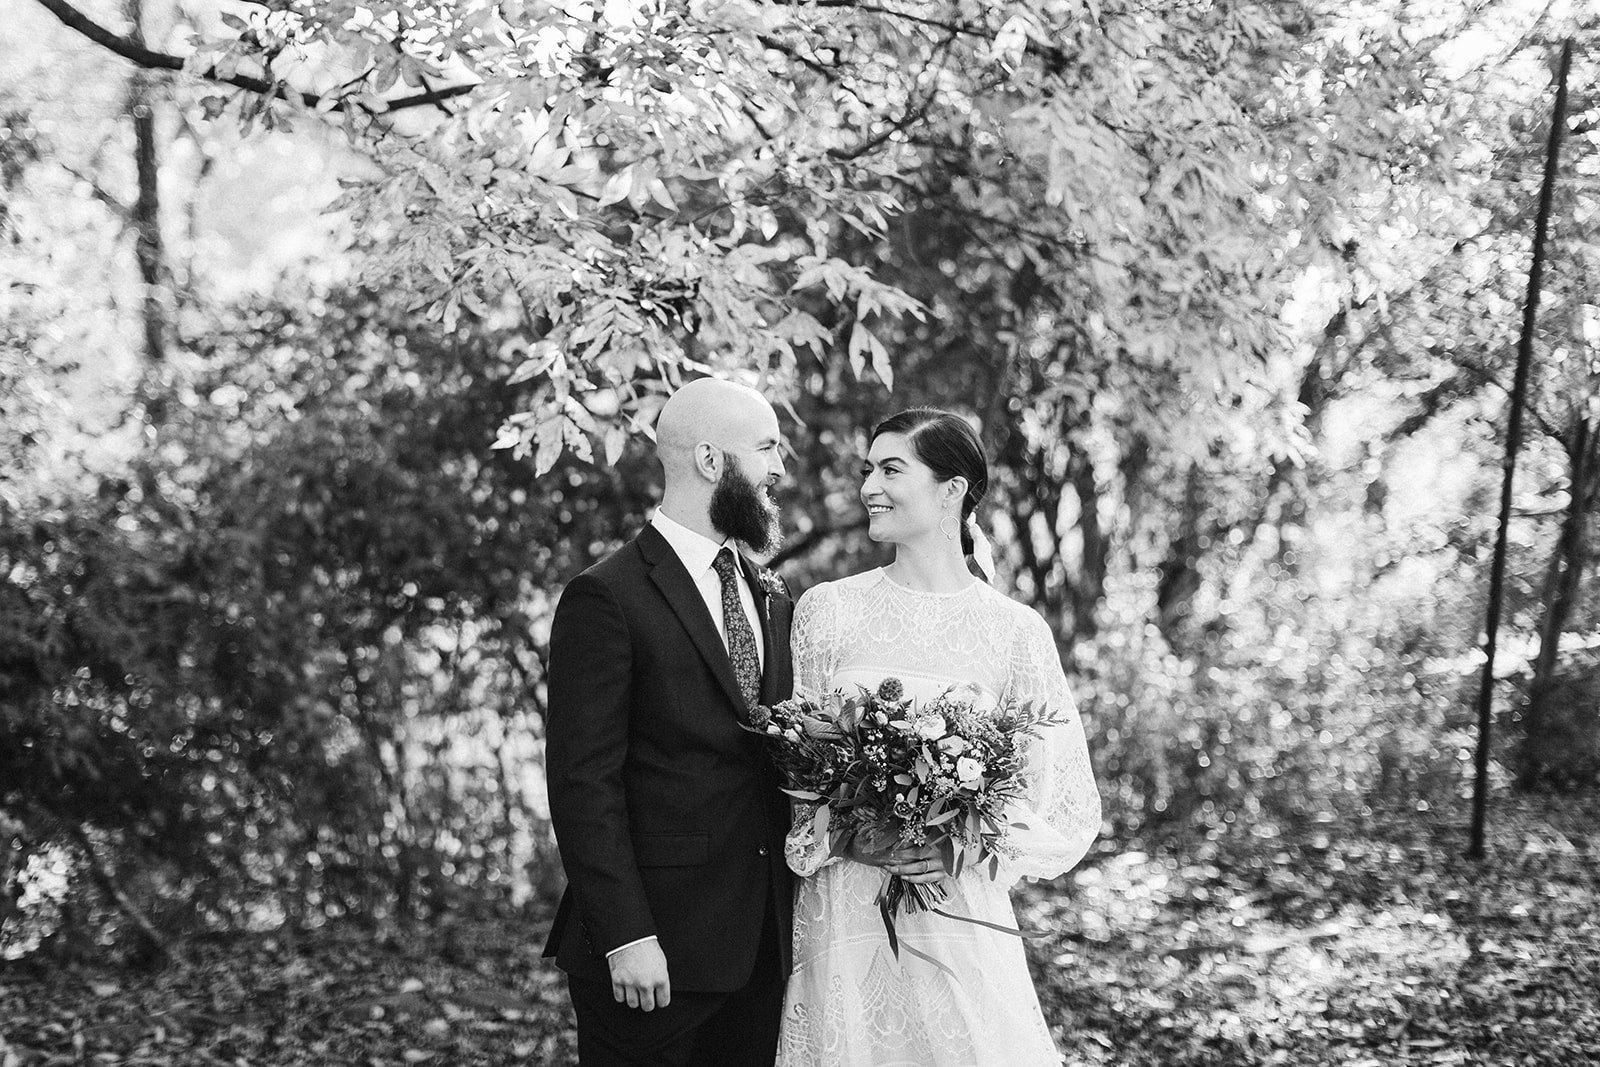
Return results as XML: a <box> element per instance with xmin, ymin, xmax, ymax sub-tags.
<box><xmin>3</xmin><ymin>793</ymin><xmax>1596</xmax><ymax>1066</ymax></box>
<box><xmin>1028</xmin><ymin>794</ymin><xmax>1600</xmax><ymax>1066</ymax></box>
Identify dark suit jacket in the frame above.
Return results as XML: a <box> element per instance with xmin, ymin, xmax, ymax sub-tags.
<box><xmin>542</xmin><ymin>524</ymin><xmax>795</xmax><ymax>993</ymax></box>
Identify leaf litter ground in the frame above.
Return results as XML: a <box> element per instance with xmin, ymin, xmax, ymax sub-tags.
<box><xmin>1025</xmin><ymin>793</ymin><xmax>1600</xmax><ymax>1066</ymax></box>
<box><xmin>2</xmin><ymin>793</ymin><xmax>1595</xmax><ymax>1066</ymax></box>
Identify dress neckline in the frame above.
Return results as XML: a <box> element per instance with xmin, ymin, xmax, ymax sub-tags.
<box><xmin>876</xmin><ymin>567</ymin><xmax>981</xmax><ymax>599</ymax></box>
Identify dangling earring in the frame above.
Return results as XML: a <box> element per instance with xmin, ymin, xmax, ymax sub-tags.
<box><xmin>939</xmin><ymin>513</ymin><xmax>959</xmax><ymax>541</ymax></box>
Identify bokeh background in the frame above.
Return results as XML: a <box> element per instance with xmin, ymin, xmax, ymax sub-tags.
<box><xmin>2</xmin><ymin>1</ymin><xmax>1598</xmax><ymax>1063</ymax></box>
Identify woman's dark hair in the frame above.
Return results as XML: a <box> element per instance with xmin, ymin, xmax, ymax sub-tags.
<box><xmin>870</xmin><ymin>407</ymin><xmax>989</xmax><ymax>555</ymax></box>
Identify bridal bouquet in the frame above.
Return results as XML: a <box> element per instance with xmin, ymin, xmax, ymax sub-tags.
<box><xmin>750</xmin><ymin>677</ymin><xmax>1063</xmax><ymax>957</ymax></box>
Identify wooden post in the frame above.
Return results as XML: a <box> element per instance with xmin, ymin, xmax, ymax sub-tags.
<box><xmin>1469</xmin><ymin>39</ymin><xmax>1573</xmax><ymax>860</ymax></box>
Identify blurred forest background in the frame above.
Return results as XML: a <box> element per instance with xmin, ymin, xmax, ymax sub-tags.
<box><xmin>2</xmin><ymin>0</ymin><xmax>1599</xmax><ymax>1064</ymax></box>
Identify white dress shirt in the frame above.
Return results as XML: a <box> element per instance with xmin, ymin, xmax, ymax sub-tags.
<box><xmin>649</xmin><ymin>508</ymin><xmax>765</xmax><ymax>672</ymax></box>
<box><xmin>607</xmin><ymin>509</ymin><xmax>766</xmax><ymax>962</ymax></box>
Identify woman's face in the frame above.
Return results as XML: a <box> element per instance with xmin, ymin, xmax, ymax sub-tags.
<box><xmin>860</xmin><ymin>432</ymin><xmax>960</xmax><ymax>545</ymax></box>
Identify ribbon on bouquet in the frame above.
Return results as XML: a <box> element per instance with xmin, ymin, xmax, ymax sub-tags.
<box><xmin>876</xmin><ymin>874</ymin><xmax>1047</xmax><ymax>982</ymax></box>
<box><xmin>935</xmin><ymin>907</ymin><xmax>1051</xmax><ymax>941</ymax></box>
<box><xmin>879</xmin><ymin>895</ymin><xmax>963</xmax><ymax>983</ymax></box>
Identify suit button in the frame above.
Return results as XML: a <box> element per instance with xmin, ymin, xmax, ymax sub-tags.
<box><xmin>758</xmin><ymin>846</ymin><xmax>769</xmax><ymax>857</ymax></box>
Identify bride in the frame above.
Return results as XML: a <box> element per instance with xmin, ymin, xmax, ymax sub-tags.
<box><xmin>777</xmin><ymin>408</ymin><xmax>1102</xmax><ymax>1067</ymax></box>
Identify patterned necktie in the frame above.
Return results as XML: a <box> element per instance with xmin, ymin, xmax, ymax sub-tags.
<box><xmin>712</xmin><ymin>548</ymin><xmax>762</xmax><ymax>709</ymax></box>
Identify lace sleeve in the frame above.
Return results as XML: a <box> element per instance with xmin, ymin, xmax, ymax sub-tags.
<box><xmin>791</xmin><ymin>582</ymin><xmax>839</xmax><ymax>702</ymax></box>
<box><xmin>993</xmin><ymin>607</ymin><xmax>1101</xmax><ymax>885</ymax></box>
<box><xmin>785</xmin><ymin>584</ymin><xmax>845</xmax><ymax>877</ymax></box>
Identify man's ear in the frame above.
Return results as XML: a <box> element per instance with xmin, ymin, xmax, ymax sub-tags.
<box><xmin>694</xmin><ymin>442</ymin><xmax>721</xmax><ymax>482</ymax></box>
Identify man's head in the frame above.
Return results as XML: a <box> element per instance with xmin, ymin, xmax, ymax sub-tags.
<box><xmin>655</xmin><ymin>378</ymin><xmax>785</xmax><ymax>552</ymax></box>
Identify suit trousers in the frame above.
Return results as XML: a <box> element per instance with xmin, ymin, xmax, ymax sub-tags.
<box><xmin>568</xmin><ymin>900</ymin><xmax>785</xmax><ymax>1067</ymax></box>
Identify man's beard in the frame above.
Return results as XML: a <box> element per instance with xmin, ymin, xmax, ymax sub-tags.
<box><xmin>710</xmin><ymin>457</ymin><xmax>782</xmax><ymax>554</ymax></box>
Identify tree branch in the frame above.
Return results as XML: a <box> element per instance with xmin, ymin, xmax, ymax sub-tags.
<box><xmin>765</xmin><ymin>0</ymin><xmax>1076</xmax><ymax>71</ymax></box>
<box><xmin>33</xmin><ymin>0</ymin><xmax>476</xmax><ymax>115</ymax></box>
<box><xmin>69</xmin><ymin>823</ymin><xmax>173</xmax><ymax>965</ymax></box>
<box><xmin>59</xmin><ymin>162</ymin><xmax>131</xmax><ymax>220</ymax></box>
<box><xmin>755</xmin><ymin>32</ymin><xmax>839</xmax><ymax>80</ymax></box>
<box><xmin>36</xmin><ymin>0</ymin><xmax>184</xmax><ymax>73</ymax></box>
<box><xmin>827</xmin><ymin>32</ymin><xmax>956</xmax><ymax>161</ymax></box>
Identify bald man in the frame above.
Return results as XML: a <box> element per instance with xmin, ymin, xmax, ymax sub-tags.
<box><xmin>543</xmin><ymin>378</ymin><xmax>796</xmax><ymax>1066</ymax></box>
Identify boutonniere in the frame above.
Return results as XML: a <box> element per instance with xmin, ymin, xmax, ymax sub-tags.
<box><xmin>756</xmin><ymin>569</ymin><xmax>786</xmax><ymax>599</ymax></box>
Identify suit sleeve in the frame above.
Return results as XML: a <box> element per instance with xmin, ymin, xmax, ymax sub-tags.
<box><xmin>546</xmin><ymin>572</ymin><xmax>655</xmax><ymax>955</ymax></box>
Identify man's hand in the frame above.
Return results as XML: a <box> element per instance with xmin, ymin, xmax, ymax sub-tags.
<box><xmin>608</xmin><ymin>939</ymin><xmax>671</xmax><ymax>1011</ymax></box>
<box><xmin>846</xmin><ymin>836</ymin><xmax>947</xmax><ymax>885</ymax></box>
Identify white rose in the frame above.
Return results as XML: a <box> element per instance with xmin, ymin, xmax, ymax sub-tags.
<box><xmin>948</xmin><ymin>681</ymin><xmax>993</xmax><ymax>712</ymax></box>
<box><xmin>937</xmin><ymin>736</ymin><xmax>968</xmax><ymax>756</ymax></box>
<box><xmin>915</xmin><ymin>714</ymin><xmax>947</xmax><ymax>740</ymax></box>
<box><xmin>955</xmin><ymin>756</ymin><xmax>983</xmax><ymax>786</ymax></box>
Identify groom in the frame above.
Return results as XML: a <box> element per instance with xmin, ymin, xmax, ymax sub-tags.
<box><xmin>543</xmin><ymin>377</ymin><xmax>796</xmax><ymax>1066</ymax></box>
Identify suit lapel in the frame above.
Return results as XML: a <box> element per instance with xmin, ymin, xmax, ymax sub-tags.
<box><xmin>639</xmin><ymin>525</ymin><xmax>748</xmax><ymax>713</ymax></box>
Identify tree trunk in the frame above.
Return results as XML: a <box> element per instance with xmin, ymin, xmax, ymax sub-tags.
<box><xmin>1156</xmin><ymin>463</ymin><xmax>1205</xmax><ymax>642</ymax></box>
<box><xmin>1519</xmin><ymin>415</ymin><xmax>1597</xmax><ymax>788</ymax></box>
<box><xmin>1469</xmin><ymin>37</ymin><xmax>1572</xmax><ymax>859</ymax></box>
<box><xmin>1006</xmin><ymin>430</ymin><xmax>1063</xmax><ymax>621</ymax></box>
<box><xmin>125</xmin><ymin>0</ymin><xmax>165</xmax><ymax>366</ymax></box>
<box><xmin>1251</xmin><ymin>305</ymin><xmax>1345</xmax><ymax>564</ymax></box>
<box><xmin>390</xmin><ymin>728</ymin><xmax>419</xmax><ymax>927</ymax></box>
<box><xmin>1066</xmin><ymin>445</ymin><xmax>1107</xmax><ymax>644</ymax></box>
<box><xmin>346</xmin><ymin>640</ymin><xmax>412</xmax><ymax>923</ymax></box>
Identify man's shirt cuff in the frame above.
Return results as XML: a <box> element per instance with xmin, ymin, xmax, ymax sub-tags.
<box><xmin>605</xmin><ymin>935</ymin><xmax>658</xmax><ymax>959</ymax></box>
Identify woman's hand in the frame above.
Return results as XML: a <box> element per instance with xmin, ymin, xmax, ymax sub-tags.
<box><xmin>845</xmin><ymin>835</ymin><xmax>947</xmax><ymax>884</ymax></box>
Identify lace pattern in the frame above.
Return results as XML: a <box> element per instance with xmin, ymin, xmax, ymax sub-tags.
<box><xmin>776</xmin><ymin>569</ymin><xmax>1101</xmax><ymax>1067</ymax></box>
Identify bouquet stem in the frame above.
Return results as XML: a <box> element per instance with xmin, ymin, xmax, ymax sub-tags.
<box><xmin>874</xmin><ymin>874</ymin><xmax>962</xmax><ymax>980</ymax></box>
<box><xmin>877</xmin><ymin>872</ymin><xmax>948</xmax><ymax>918</ymax></box>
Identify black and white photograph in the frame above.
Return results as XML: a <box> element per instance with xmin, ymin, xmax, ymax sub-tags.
<box><xmin>2</xmin><ymin>1</ymin><xmax>1598</xmax><ymax>1064</ymax></box>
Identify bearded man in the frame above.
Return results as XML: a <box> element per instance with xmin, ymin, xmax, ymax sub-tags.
<box><xmin>543</xmin><ymin>377</ymin><xmax>795</xmax><ymax>1066</ymax></box>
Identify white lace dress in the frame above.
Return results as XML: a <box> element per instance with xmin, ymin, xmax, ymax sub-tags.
<box><xmin>776</xmin><ymin>569</ymin><xmax>1102</xmax><ymax>1067</ymax></box>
